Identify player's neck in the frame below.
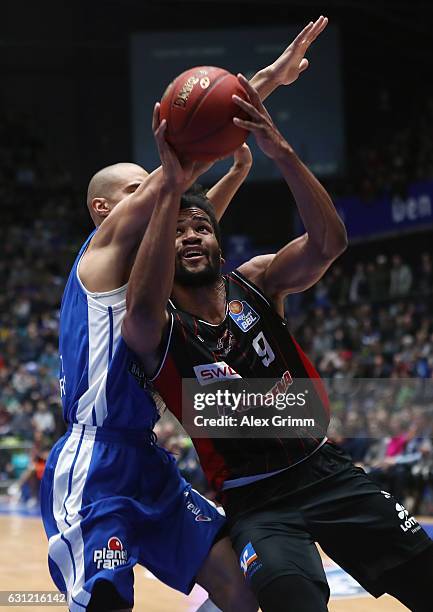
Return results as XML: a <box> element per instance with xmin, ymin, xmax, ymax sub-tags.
<box><xmin>172</xmin><ymin>277</ymin><xmax>226</xmax><ymax>324</ymax></box>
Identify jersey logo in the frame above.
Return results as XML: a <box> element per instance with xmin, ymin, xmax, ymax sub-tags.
<box><xmin>215</xmin><ymin>329</ymin><xmax>237</xmax><ymax>358</ymax></box>
<box><xmin>93</xmin><ymin>536</ymin><xmax>128</xmax><ymax>570</ymax></box>
<box><xmin>228</xmin><ymin>300</ymin><xmax>260</xmax><ymax>333</ymax></box>
<box><xmin>193</xmin><ymin>361</ymin><xmax>242</xmax><ymax>386</ymax></box>
<box><xmin>129</xmin><ymin>359</ymin><xmax>147</xmax><ymax>388</ymax></box>
<box><xmin>240</xmin><ymin>542</ymin><xmax>262</xmax><ymax>578</ymax></box>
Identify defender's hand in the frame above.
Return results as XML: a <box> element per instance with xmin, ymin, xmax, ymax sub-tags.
<box><xmin>232</xmin><ymin>76</ymin><xmax>289</xmax><ymax>160</ymax></box>
<box><xmin>232</xmin><ymin>143</ymin><xmax>253</xmax><ymax>171</ymax></box>
<box><xmin>269</xmin><ymin>16</ymin><xmax>328</xmax><ymax>86</ymax></box>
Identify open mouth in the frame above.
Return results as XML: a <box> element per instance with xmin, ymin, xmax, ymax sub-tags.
<box><xmin>182</xmin><ymin>248</ymin><xmax>206</xmax><ymax>262</ymax></box>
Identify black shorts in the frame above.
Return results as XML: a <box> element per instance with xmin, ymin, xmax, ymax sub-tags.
<box><xmin>227</xmin><ymin>442</ymin><xmax>432</xmax><ymax>598</ymax></box>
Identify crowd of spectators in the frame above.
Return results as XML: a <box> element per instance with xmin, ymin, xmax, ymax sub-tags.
<box><xmin>0</xmin><ymin>106</ymin><xmax>88</xmax><ymax>503</ymax></box>
<box><xmin>334</xmin><ymin>93</ymin><xmax>433</xmax><ymax>200</ymax></box>
<box><xmin>1</xmin><ymin>99</ymin><xmax>433</xmax><ymax>513</ymax></box>
<box><xmin>288</xmin><ymin>253</ymin><xmax>433</xmax><ymax>513</ymax></box>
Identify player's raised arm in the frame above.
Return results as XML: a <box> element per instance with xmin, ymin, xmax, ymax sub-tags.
<box><xmin>206</xmin><ymin>144</ymin><xmax>252</xmax><ymax>220</ymax></box>
<box><xmin>250</xmin><ymin>16</ymin><xmax>328</xmax><ymax>101</ymax></box>
<box><xmin>190</xmin><ymin>16</ymin><xmax>328</xmax><ymax>223</ymax></box>
<box><xmin>121</xmin><ymin>104</ymin><xmax>208</xmax><ymax>372</ymax></box>
<box><xmin>233</xmin><ymin>75</ymin><xmax>347</xmax><ymax>308</ymax></box>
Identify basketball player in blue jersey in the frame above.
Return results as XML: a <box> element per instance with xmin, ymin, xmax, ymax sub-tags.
<box><xmin>128</xmin><ymin>76</ymin><xmax>433</xmax><ymax>612</ymax></box>
<box><xmin>40</xmin><ymin>17</ymin><xmax>330</xmax><ymax>612</ymax></box>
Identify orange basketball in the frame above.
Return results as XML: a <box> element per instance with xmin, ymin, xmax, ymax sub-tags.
<box><xmin>159</xmin><ymin>66</ymin><xmax>249</xmax><ymax>162</ymax></box>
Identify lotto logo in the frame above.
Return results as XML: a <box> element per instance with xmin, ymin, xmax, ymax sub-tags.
<box><xmin>93</xmin><ymin>537</ymin><xmax>128</xmax><ymax>570</ymax></box>
<box><xmin>381</xmin><ymin>491</ymin><xmax>419</xmax><ymax>534</ymax></box>
<box><xmin>395</xmin><ymin>502</ymin><xmax>419</xmax><ymax>533</ymax></box>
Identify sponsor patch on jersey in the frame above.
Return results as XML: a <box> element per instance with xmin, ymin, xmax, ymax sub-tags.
<box><xmin>184</xmin><ymin>490</ymin><xmax>213</xmax><ymax>522</ymax></box>
<box><xmin>129</xmin><ymin>359</ymin><xmax>147</xmax><ymax>388</ymax></box>
<box><xmin>93</xmin><ymin>536</ymin><xmax>128</xmax><ymax>570</ymax></box>
<box><xmin>193</xmin><ymin>361</ymin><xmax>242</xmax><ymax>386</ymax></box>
<box><xmin>228</xmin><ymin>300</ymin><xmax>260</xmax><ymax>332</ymax></box>
<box><xmin>240</xmin><ymin>542</ymin><xmax>262</xmax><ymax>578</ymax></box>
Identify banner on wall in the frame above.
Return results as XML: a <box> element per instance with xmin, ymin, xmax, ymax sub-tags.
<box><xmin>334</xmin><ymin>180</ymin><xmax>433</xmax><ymax>241</ymax></box>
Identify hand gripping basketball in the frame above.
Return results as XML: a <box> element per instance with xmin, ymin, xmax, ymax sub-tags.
<box><xmin>232</xmin><ymin>75</ymin><xmax>289</xmax><ymax>160</ymax></box>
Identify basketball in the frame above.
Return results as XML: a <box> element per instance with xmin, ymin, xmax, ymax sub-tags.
<box><xmin>159</xmin><ymin>66</ymin><xmax>249</xmax><ymax>162</ymax></box>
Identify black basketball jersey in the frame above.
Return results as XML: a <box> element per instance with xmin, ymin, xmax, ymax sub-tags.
<box><xmin>153</xmin><ymin>270</ymin><xmax>330</xmax><ymax>492</ymax></box>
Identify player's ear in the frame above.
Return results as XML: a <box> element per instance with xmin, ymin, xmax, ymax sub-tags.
<box><xmin>92</xmin><ymin>197</ymin><xmax>110</xmax><ymax>218</ymax></box>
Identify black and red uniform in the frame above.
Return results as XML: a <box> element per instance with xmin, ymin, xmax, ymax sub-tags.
<box><xmin>152</xmin><ymin>271</ymin><xmax>433</xmax><ymax>607</ymax></box>
<box><xmin>153</xmin><ymin>270</ymin><xmax>329</xmax><ymax>492</ymax></box>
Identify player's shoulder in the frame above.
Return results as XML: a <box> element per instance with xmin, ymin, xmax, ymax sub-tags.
<box><xmin>234</xmin><ymin>254</ymin><xmax>275</xmax><ymax>292</ymax></box>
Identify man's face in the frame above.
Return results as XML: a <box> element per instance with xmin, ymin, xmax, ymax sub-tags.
<box><xmin>175</xmin><ymin>208</ymin><xmax>221</xmax><ymax>287</ymax></box>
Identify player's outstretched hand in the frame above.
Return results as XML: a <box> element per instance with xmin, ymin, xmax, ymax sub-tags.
<box><xmin>269</xmin><ymin>15</ymin><xmax>328</xmax><ymax>86</ymax></box>
<box><xmin>153</xmin><ymin>102</ymin><xmax>212</xmax><ymax>189</ymax></box>
<box><xmin>232</xmin><ymin>76</ymin><xmax>288</xmax><ymax>160</ymax></box>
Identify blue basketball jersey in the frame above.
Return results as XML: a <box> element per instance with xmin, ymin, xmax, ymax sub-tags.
<box><xmin>59</xmin><ymin>231</ymin><xmax>158</xmax><ymax>430</ymax></box>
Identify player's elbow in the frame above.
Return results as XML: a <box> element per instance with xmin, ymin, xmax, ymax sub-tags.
<box><xmin>315</xmin><ymin>225</ymin><xmax>348</xmax><ymax>263</ymax></box>
<box><xmin>329</xmin><ymin>228</ymin><xmax>348</xmax><ymax>260</ymax></box>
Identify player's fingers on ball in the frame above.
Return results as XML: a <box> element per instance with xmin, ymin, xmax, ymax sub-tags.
<box><xmin>155</xmin><ymin>118</ymin><xmax>167</xmax><ymax>139</ymax></box>
<box><xmin>237</xmin><ymin>74</ymin><xmax>262</xmax><ymax>108</ymax></box>
<box><xmin>232</xmin><ymin>95</ymin><xmax>262</xmax><ymax>120</ymax></box>
<box><xmin>233</xmin><ymin>117</ymin><xmax>261</xmax><ymax>131</ymax></box>
<box><xmin>152</xmin><ymin>102</ymin><xmax>161</xmax><ymax>131</ymax></box>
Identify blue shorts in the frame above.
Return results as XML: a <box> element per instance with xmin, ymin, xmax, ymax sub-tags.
<box><xmin>41</xmin><ymin>424</ymin><xmax>225</xmax><ymax>611</ymax></box>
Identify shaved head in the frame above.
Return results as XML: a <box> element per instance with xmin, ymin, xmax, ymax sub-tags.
<box><xmin>86</xmin><ymin>162</ymin><xmax>149</xmax><ymax>225</ymax></box>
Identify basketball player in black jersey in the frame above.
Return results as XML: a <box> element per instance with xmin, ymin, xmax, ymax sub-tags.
<box><xmin>122</xmin><ymin>77</ymin><xmax>433</xmax><ymax>611</ymax></box>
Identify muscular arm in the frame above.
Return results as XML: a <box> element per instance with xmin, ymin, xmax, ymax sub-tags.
<box><xmin>79</xmin><ymin>167</ymin><xmax>164</xmax><ymax>292</ymax></box>
<box><xmin>122</xmin><ymin>182</ymin><xmax>181</xmax><ymax>373</ymax></box>
<box><xmin>121</xmin><ymin>105</ymin><xmax>195</xmax><ymax>373</ymax></box>
<box><xmin>235</xmin><ymin>76</ymin><xmax>347</xmax><ymax>310</ymax></box>
<box><xmin>206</xmin><ymin>145</ymin><xmax>252</xmax><ymax>220</ymax></box>
<box><xmin>207</xmin><ymin>16</ymin><xmax>328</xmax><ymax>220</ymax></box>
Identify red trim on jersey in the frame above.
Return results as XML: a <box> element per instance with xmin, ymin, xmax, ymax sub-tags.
<box><xmin>153</xmin><ymin>353</ymin><xmax>231</xmax><ymax>492</ymax></box>
<box><xmin>175</xmin><ymin>312</ymin><xmax>188</xmax><ymax>343</ymax></box>
<box><xmin>290</xmin><ymin>335</ymin><xmax>330</xmax><ymax>415</ymax></box>
<box><xmin>194</xmin><ymin>438</ymin><xmax>231</xmax><ymax>493</ymax></box>
<box><xmin>153</xmin><ymin>353</ymin><xmax>183</xmax><ymax>420</ymax></box>
<box><xmin>229</xmin><ymin>272</ymin><xmax>304</xmax><ymax>455</ymax></box>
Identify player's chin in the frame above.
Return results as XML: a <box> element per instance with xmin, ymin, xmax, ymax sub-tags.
<box><xmin>175</xmin><ymin>263</ymin><xmax>218</xmax><ymax>287</ymax></box>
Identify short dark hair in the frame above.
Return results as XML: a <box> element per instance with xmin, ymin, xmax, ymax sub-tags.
<box><xmin>180</xmin><ymin>183</ymin><xmax>221</xmax><ymax>247</ymax></box>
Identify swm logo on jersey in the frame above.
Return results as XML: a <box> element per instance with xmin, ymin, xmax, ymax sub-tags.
<box><xmin>193</xmin><ymin>361</ymin><xmax>242</xmax><ymax>386</ymax></box>
<box><xmin>228</xmin><ymin>300</ymin><xmax>260</xmax><ymax>332</ymax></box>
<box><xmin>93</xmin><ymin>537</ymin><xmax>128</xmax><ymax>570</ymax></box>
<box><xmin>240</xmin><ymin>542</ymin><xmax>262</xmax><ymax>579</ymax></box>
